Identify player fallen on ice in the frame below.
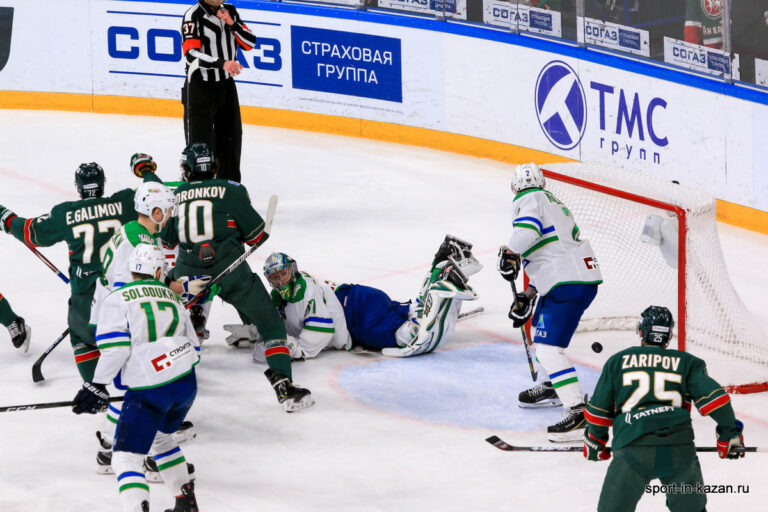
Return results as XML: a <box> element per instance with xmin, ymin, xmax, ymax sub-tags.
<box><xmin>497</xmin><ymin>162</ymin><xmax>602</xmax><ymax>441</ymax></box>
<box><xmin>224</xmin><ymin>235</ymin><xmax>481</xmax><ymax>359</ymax></box>
<box><xmin>90</xmin><ymin>178</ymin><xmax>207</xmax><ymax>476</ymax></box>
<box><xmin>584</xmin><ymin>305</ymin><xmax>745</xmax><ymax>512</ymax></box>
<box><xmin>145</xmin><ymin>142</ymin><xmax>314</xmax><ymax>412</ymax></box>
<box><xmin>0</xmin><ymin>163</ymin><xmax>156</xmax><ymax>380</ymax></box>
<box><xmin>0</xmin><ymin>291</ymin><xmax>31</xmax><ymax>352</ymax></box>
<box><xmin>73</xmin><ymin>244</ymin><xmax>201</xmax><ymax>512</ymax></box>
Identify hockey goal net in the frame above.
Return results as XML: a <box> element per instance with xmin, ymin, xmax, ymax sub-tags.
<box><xmin>540</xmin><ymin>162</ymin><xmax>768</xmax><ymax>394</ymax></box>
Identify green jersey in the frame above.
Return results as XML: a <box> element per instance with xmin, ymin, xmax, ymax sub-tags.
<box><xmin>7</xmin><ymin>189</ymin><xmax>137</xmax><ymax>293</ymax></box>
<box><xmin>154</xmin><ymin>177</ymin><xmax>266</xmax><ymax>269</ymax></box>
<box><xmin>685</xmin><ymin>0</ymin><xmax>723</xmax><ymax>48</ymax></box>
<box><xmin>586</xmin><ymin>345</ymin><xmax>738</xmax><ymax>449</ymax></box>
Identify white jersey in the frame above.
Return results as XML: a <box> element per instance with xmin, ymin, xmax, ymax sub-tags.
<box><xmin>275</xmin><ymin>272</ymin><xmax>352</xmax><ymax>358</ymax></box>
<box><xmin>90</xmin><ymin>221</ymin><xmax>161</xmax><ymax>326</ymax></box>
<box><xmin>507</xmin><ymin>187</ymin><xmax>603</xmax><ymax>296</ymax></box>
<box><xmin>93</xmin><ymin>279</ymin><xmax>199</xmax><ymax>389</ymax></box>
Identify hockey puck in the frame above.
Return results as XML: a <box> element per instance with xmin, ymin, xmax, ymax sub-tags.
<box><xmin>591</xmin><ymin>342</ymin><xmax>603</xmax><ymax>353</ymax></box>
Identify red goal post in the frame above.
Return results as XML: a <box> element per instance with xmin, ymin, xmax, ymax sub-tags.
<box><xmin>534</xmin><ymin>163</ymin><xmax>768</xmax><ymax>394</ymax></box>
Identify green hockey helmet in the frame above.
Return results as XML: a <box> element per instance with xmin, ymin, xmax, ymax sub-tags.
<box><xmin>180</xmin><ymin>142</ymin><xmax>216</xmax><ymax>181</ymax></box>
<box><xmin>75</xmin><ymin>162</ymin><xmax>106</xmax><ymax>199</ymax></box>
<box><xmin>638</xmin><ymin>305</ymin><xmax>675</xmax><ymax>347</ymax></box>
<box><xmin>263</xmin><ymin>252</ymin><xmax>299</xmax><ymax>300</ymax></box>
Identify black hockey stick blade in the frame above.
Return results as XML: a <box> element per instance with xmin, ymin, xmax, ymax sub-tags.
<box><xmin>485</xmin><ymin>435</ymin><xmax>760</xmax><ymax>453</ymax></box>
<box><xmin>0</xmin><ymin>396</ymin><xmax>124</xmax><ymax>413</ymax></box>
<box><xmin>32</xmin><ymin>328</ymin><xmax>70</xmax><ymax>383</ymax></box>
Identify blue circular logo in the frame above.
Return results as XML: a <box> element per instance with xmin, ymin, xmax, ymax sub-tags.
<box><xmin>535</xmin><ymin>61</ymin><xmax>587</xmax><ymax>151</ymax></box>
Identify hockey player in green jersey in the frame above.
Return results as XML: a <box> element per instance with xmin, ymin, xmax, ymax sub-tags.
<box><xmin>0</xmin><ymin>292</ymin><xmax>30</xmax><ymax>352</ymax></box>
<box><xmin>146</xmin><ymin>142</ymin><xmax>314</xmax><ymax>412</ymax></box>
<box><xmin>0</xmin><ymin>163</ymin><xmax>153</xmax><ymax>380</ymax></box>
<box><xmin>584</xmin><ymin>305</ymin><xmax>745</xmax><ymax>512</ymax></box>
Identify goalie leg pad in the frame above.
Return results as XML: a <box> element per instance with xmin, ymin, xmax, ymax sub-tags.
<box><xmin>534</xmin><ymin>343</ymin><xmax>583</xmax><ymax>409</ymax></box>
<box><xmin>112</xmin><ymin>450</ymin><xmax>150</xmax><ymax>511</ymax></box>
<box><xmin>383</xmin><ymin>290</ymin><xmax>462</xmax><ymax>357</ymax></box>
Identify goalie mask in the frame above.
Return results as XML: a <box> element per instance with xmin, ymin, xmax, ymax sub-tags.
<box><xmin>511</xmin><ymin>163</ymin><xmax>545</xmax><ymax>193</ymax></box>
<box><xmin>263</xmin><ymin>252</ymin><xmax>299</xmax><ymax>300</ymax></box>
<box><xmin>638</xmin><ymin>305</ymin><xmax>674</xmax><ymax>347</ymax></box>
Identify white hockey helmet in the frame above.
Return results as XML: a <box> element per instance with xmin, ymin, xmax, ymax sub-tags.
<box><xmin>129</xmin><ymin>243</ymin><xmax>165</xmax><ymax>279</ymax></box>
<box><xmin>134</xmin><ymin>182</ymin><xmax>176</xmax><ymax>221</ymax></box>
<box><xmin>511</xmin><ymin>163</ymin><xmax>545</xmax><ymax>193</ymax></box>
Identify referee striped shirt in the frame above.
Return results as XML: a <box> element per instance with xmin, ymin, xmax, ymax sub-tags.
<box><xmin>181</xmin><ymin>1</ymin><xmax>257</xmax><ymax>82</ymax></box>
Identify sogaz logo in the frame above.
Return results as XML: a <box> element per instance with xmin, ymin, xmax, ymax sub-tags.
<box><xmin>534</xmin><ymin>61</ymin><xmax>587</xmax><ymax>151</ymax></box>
<box><xmin>0</xmin><ymin>7</ymin><xmax>13</xmax><ymax>72</ymax></box>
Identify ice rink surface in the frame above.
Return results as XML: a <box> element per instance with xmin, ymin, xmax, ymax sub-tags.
<box><xmin>0</xmin><ymin>110</ymin><xmax>767</xmax><ymax>511</ymax></box>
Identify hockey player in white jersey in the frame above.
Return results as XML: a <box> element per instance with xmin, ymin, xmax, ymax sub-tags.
<box><xmin>91</xmin><ymin>181</ymin><xmax>207</xmax><ymax>475</ymax></box>
<box><xmin>498</xmin><ymin>163</ymin><xmax>602</xmax><ymax>442</ymax></box>
<box><xmin>227</xmin><ymin>236</ymin><xmax>481</xmax><ymax>359</ymax></box>
<box><xmin>73</xmin><ymin>244</ymin><xmax>200</xmax><ymax>512</ymax></box>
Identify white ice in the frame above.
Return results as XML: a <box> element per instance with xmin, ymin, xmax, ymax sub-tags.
<box><xmin>0</xmin><ymin>110</ymin><xmax>766</xmax><ymax>511</ymax></box>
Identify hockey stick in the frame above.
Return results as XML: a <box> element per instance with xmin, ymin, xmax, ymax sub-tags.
<box><xmin>458</xmin><ymin>306</ymin><xmax>484</xmax><ymax>320</ymax></box>
<box><xmin>509</xmin><ymin>279</ymin><xmax>537</xmax><ymax>382</ymax></box>
<box><xmin>25</xmin><ymin>244</ymin><xmax>69</xmax><ymax>284</ymax></box>
<box><xmin>0</xmin><ymin>395</ymin><xmax>124</xmax><ymax>413</ymax></box>
<box><xmin>485</xmin><ymin>435</ymin><xmax>761</xmax><ymax>453</ymax></box>
<box><xmin>32</xmin><ymin>327</ymin><xmax>70</xmax><ymax>383</ymax></box>
<box><xmin>184</xmin><ymin>194</ymin><xmax>278</xmax><ymax>309</ymax></box>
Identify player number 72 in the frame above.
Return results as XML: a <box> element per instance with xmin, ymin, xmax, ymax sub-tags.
<box><xmin>621</xmin><ymin>370</ymin><xmax>682</xmax><ymax>412</ymax></box>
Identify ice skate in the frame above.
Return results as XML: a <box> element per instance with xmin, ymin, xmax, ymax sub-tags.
<box><xmin>547</xmin><ymin>403</ymin><xmax>586</xmax><ymax>442</ymax></box>
<box><xmin>518</xmin><ymin>381</ymin><xmax>562</xmax><ymax>408</ymax></box>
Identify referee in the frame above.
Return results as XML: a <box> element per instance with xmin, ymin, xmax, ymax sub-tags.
<box><xmin>181</xmin><ymin>0</ymin><xmax>256</xmax><ymax>183</ymax></box>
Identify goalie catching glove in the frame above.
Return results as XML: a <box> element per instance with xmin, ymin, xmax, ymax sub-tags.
<box><xmin>130</xmin><ymin>152</ymin><xmax>157</xmax><ymax>178</ymax></box>
<box><xmin>509</xmin><ymin>292</ymin><xmax>535</xmax><ymax>328</ymax></box>
<box><xmin>717</xmin><ymin>419</ymin><xmax>745</xmax><ymax>459</ymax></box>
<box><xmin>497</xmin><ymin>247</ymin><xmax>521</xmax><ymax>282</ymax></box>
<box><xmin>72</xmin><ymin>382</ymin><xmax>109</xmax><ymax>414</ymax></box>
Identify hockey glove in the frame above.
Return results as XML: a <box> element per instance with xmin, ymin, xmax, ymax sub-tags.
<box><xmin>0</xmin><ymin>206</ymin><xmax>17</xmax><ymax>234</ymax></box>
<box><xmin>130</xmin><ymin>152</ymin><xmax>157</xmax><ymax>177</ymax></box>
<box><xmin>508</xmin><ymin>292</ymin><xmax>535</xmax><ymax>328</ymax></box>
<box><xmin>717</xmin><ymin>419</ymin><xmax>745</xmax><ymax>459</ymax></box>
<box><xmin>583</xmin><ymin>428</ymin><xmax>611</xmax><ymax>461</ymax></box>
<box><xmin>497</xmin><ymin>247</ymin><xmax>521</xmax><ymax>282</ymax></box>
<box><xmin>72</xmin><ymin>382</ymin><xmax>109</xmax><ymax>414</ymax></box>
<box><xmin>178</xmin><ymin>275</ymin><xmax>213</xmax><ymax>304</ymax></box>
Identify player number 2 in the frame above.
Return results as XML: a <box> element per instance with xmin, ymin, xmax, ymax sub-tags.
<box><xmin>178</xmin><ymin>199</ymin><xmax>214</xmax><ymax>244</ymax></box>
<box><xmin>621</xmin><ymin>370</ymin><xmax>682</xmax><ymax>412</ymax></box>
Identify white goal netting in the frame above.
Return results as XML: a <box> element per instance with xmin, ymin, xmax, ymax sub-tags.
<box><xmin>542</xmin><ymin>163</ymin><xmax>768</xmax><ymax>388</ymax></box>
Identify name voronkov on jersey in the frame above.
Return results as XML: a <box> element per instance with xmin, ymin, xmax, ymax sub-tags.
<box><xmin>176</xmin><ymin>186</ymin><xmax>227</xmax><ymax>203</ymax></box>
<box><xmin>122</xmin><ymin>286</ymin><xmax>180</xmax><ymax>303</ymax></box>
<box><xmin>66</xmin><ymin>203</ymin><xmax>124</xmax><ymax>225</ymax></box>
<box><xmin>621</xmin><ymin>353</ymin><xmax>681</xmax><ymax>371</ymax></box>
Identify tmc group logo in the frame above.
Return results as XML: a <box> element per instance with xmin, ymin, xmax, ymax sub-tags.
<box><xmin>534</xmin><ymin>60</ymin><xmax>587</xmax><ymax>151</ymax></box>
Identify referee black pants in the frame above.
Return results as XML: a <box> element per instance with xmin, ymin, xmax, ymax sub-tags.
<box><xmin>182</xmin><ymin>76</ymin><xmax>242</xmax><ymax>182</ymax></box>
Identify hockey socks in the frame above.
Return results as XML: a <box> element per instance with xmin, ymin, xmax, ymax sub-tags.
<box><xmin>151</xmin><ymin>433</ymin><xmax>191</xmax><ymax>493</ymax></box>
<box><xmin>73</xmin><ymin>343</ymin><xmax>101</xmax><ymax>381</ymax></box>
<box><xmin>263</xmin><ymin>339</ymin><xmax>292</xmax><ymax>380</ymax></box>
<box><xmin>534</xmin><ymin>343</ymin><xmax>583</xmax><ymax>408</ymax></box>
<box><xmin>0</xmin><ymin>293</ymin><xmax>16</xmax><ymax>326</ymax></box>
<box><xmin>112</xmin><ymin>451</ymin><xmax>150</xmax><ymax>512</ymax></box>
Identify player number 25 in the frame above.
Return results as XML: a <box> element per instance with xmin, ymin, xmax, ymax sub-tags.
<box><xmin>621</xmin><ymin>370</ymin><xmax>682</xmax><ymax>412</ymax></box>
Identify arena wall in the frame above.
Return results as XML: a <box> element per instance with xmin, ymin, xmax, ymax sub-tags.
<box><xmin>1</xmin><ymin>0</ymin><xmax>766</xmax><ymax>233</ymax></box>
